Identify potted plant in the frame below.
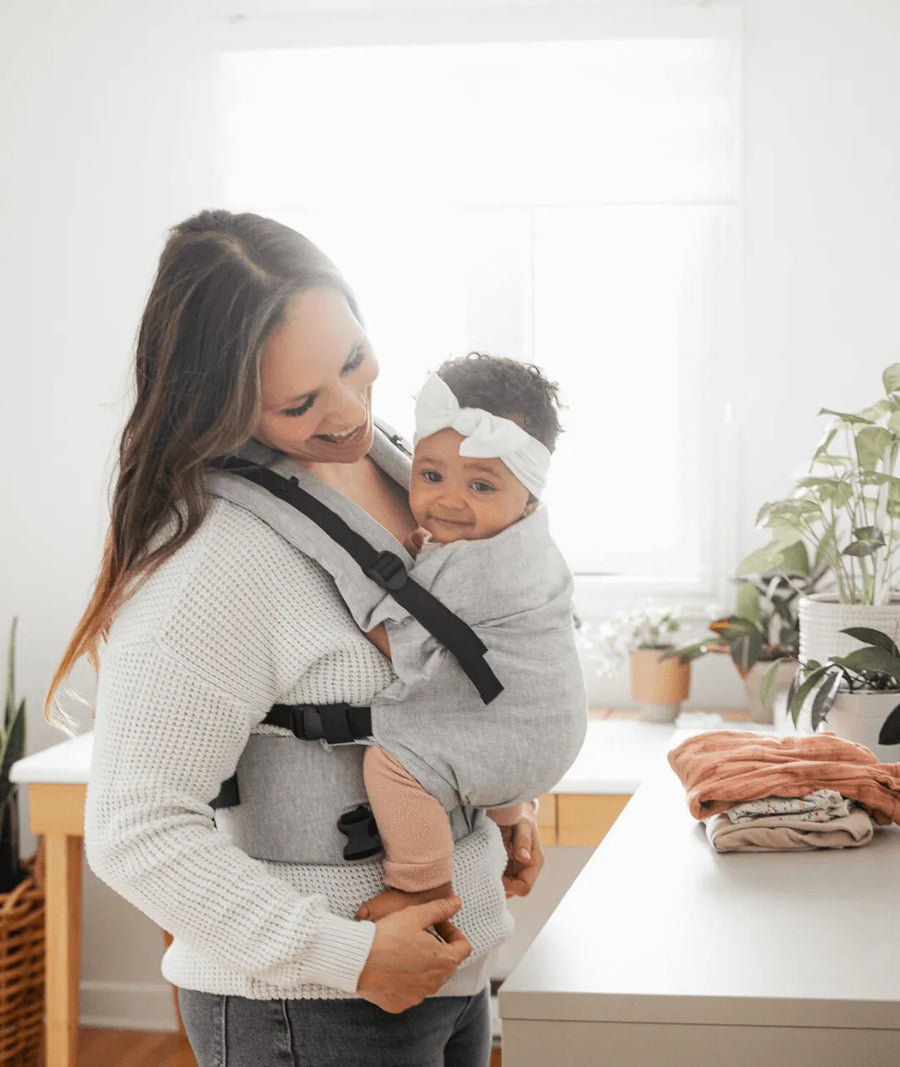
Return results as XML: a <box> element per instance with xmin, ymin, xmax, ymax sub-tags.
<box><xmin>0</xmin><ymin>619</ymin><xmax>44</xmax><ymax>1065</ymax></box>
<box><xmin>669</xmin><ymin>542</ymin><xmax>825</xmax><ymax>722</ymax></box>
<box><xmin>767</xmin><ymin>625</ymin><xmax>900</xmax><ymax>762</ymax></box>
<box><xmin>588</xmin><ymin>601</ymin><xmax>690</xmax><ymax>723</ymax></box>
<box><xmin>735</xmin><ymin>363</ymin><xmax>900</xmax><ymax>665</ymax></box>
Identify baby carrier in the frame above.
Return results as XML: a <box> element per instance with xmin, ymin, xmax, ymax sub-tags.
<box><xmin>205</xmin><ymin>423</ymin><xmax>587</xmax><ymax>864</ymax></box>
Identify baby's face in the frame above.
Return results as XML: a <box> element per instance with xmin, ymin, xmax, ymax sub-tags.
<box><xmin>410</xmin><ymin>428</ymin><xmax>535</xmax><ymax>543</ymax></box>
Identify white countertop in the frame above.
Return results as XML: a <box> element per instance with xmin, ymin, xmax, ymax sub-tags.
<box><xmin>500</xmin><ymin>739</ymin><xmax>900</xmax><ymax>1031</ymax></box>
<box><xmin>10</xmin><ymin>731</ymin><xmax>93</xmax><ymax>785</ymax></box>
<box><xmin>9</xmin><ymin>715</ymin><xmax>768</xmax><ymax>791</ymax></box>
<box><xmin>10</xmin><ymin>716</ymin><xmax>745</xmax><ymax>792</ymax></box>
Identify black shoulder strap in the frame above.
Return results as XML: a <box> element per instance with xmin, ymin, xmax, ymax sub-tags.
<box><xmin>218</xmin><ymin>457</ymin><xmax>504</xmax><ymax>705</ymax></box>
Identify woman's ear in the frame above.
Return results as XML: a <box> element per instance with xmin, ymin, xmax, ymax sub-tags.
<box><xmin>523</xmin><ymin>496</ymin><xmax>539</xmax><ymax>517</ymax></box>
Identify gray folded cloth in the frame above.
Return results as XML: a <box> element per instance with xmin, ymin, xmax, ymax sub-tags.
<box><xmin>705</xmin><ymin>806</ymin><xmax>875</xmax><ymax>852</ymax></box>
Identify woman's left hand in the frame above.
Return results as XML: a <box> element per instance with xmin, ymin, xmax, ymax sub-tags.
<box><xmin>499</xmin><ymin>806</ymin><xmax>544</xmax><ymax>898</ymax></box>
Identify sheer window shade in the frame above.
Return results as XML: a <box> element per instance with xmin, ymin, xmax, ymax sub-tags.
<box><xmin>220</xmin><ymin>29</ymin><xmax>740</xmax><ymax>601</ymax></box>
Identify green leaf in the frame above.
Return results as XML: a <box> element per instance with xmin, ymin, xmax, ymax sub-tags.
<box><xmin>883</xmin><ymin>363</ymin><xmax>900</xmax><ymax>396</ymax></box>
<box><xmin>812</xmin><ymin>426</ymin><xmax>838</xmax><ymax>463</ymax></box>
<box><xmin>788</xmin><ymin>665</ymin><xmax>830</xmax><ymax>725</ymax></box>
<box><xmin>837</xmin><ymin>645</ymin><xmax>900</xmax><ymax>681</ymax></box>
<box><xmin>852</xmin><ymin>525</ymin><xmax>886</xmax><ymax>543</ymax></box>
<box><xmin>730</xmin><ymin>631</ymin><xmax>764</xmax><ymax>674</ymax></box>
<box><xmin>889</xmin><ymin>409</ymin><xmax>900</xmax><ymax>436</ymax></box>
<box><xmin>778</xmin><ymin>540</ymin><xmax>811</xmax><ymax>577</ymax></box>
<box><xmin>818</xmin><ymin>408</ymin><xmax>875</xmax><ymax>426</ymax></box>
<box><xmin>855</xmin><ymin>426</ymin><xmax>896</xmax><ymax>470</ymax></box>
<box><xmin>860</xmin><ymin>398</ymin><xmax>891</xmax><ymax>421</ymax></box>
<box><xmin>878</xmin><ymin>703</ymin><xmax>900</xmax><ymax>744</ymax></box>
<box><xmin>735</xmin><ymin>583</ymin><xmax>762</xmax><ymax>626</ymax></box>
<box><xmin>769</xmin><ymin>522</ymin><xmax>807</xmax><ymax>549</ymax></box>
<box><xmin>840</xmin><ymin>627</ymin><xmax>900</xmax><ymax>656</ymax></box>
<box><xmin>736</xmin><ymin>545</ymin><xmax>783</xmax><ymax>576</ymax></box>
<box><xmin>811</xmin><ymin>454</ymin><xmax>853</xmax><ymax>469</ymax></box>
<box><xmin>842</xmin><ymin>540</ymin><xmax>884</xmax><ymax>558</ymax></box>
<box><xmin>810</xmin><ymin>670</ymin><xmax>844</xmax><ymax>732</ymax></box>
<box><xmin>661</xmin><ymin>641</ymin><xmax>709</xmax><ymax>663</ymax></box>
<box><xmin>759</xmin><ymin>658</ymin><xmax>792</xmax><ymax>711</ymax></box>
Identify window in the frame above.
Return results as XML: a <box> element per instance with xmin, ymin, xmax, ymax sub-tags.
<box><xmin>219</xmin><ymin>17</ymin><xmax>741</xmax><ymax>613</ymax></box>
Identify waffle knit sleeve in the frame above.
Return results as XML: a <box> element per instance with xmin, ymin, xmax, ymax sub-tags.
<box><xmin>84</xmin><ymin>506</ymin><xmax>378</xmax><ymax>993</ymax></box>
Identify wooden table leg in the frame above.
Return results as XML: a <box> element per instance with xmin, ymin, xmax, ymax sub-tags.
<box><xmin>44</xmin><ymin>832</ymin><xmax>83</xmax><ymax>1067</ymax></box>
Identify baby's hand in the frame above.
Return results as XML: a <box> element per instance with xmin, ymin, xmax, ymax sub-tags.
<box><xmin>356</xmin><ymin>883</ymin><xmax>454</xmax><ymax>923</ymax></box>
<box><xmin>403</xmin><ymin>527</ymin><xmax>430</xmax><ymax>557</ymax></box>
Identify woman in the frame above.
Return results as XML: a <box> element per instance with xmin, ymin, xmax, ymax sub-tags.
<box><xmin>47</xmin><ymin>210</ymin><xmax>543</xmax><ymax>1066</ymax></box>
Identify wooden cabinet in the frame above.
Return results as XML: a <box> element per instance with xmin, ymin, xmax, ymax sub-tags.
<box><xmin>536</xmin><ymin>793</ymin><xmax>631</xmax><ymax>847</ymax></box>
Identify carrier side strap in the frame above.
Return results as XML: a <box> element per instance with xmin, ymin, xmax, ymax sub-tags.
<box><xmin>218</xmin><ymin>457</ymin><xmax>504</xmax><ymax>705</ymax></box>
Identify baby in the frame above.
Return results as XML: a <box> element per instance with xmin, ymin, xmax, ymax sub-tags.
<box><xmin>360</xmin><ymin>352</ymin><xmax>586</xmax><ymax>918</ymax></box>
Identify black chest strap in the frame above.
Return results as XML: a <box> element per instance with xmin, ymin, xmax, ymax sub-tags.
<box><xmin>217</xmin><ymin>456</ymin><xmax>504</xmax><ymax>706</ymax></box>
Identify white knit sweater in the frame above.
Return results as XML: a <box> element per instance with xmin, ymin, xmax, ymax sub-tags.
<box><xmin>85</xmin><ymin>497</ymin><xmax>508</xmax><ymax>999</ymax></box>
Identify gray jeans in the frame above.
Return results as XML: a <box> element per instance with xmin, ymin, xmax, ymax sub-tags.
<box><xmin>177</xmin><ymin>986</ymin><xmax>492</xmax><ymax>1067</ymax></box>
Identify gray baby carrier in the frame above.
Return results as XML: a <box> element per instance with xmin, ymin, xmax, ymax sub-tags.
<box><xmin>206</xmin><ymin>424</ymin><xmax>587</xmax><ymax>863</ymax></box>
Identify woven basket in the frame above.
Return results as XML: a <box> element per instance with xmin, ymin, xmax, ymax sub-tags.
<box><xmin>0</xmin><ymin>850</ymin><xmax>45</xmax><ymax>1067</ymax></box>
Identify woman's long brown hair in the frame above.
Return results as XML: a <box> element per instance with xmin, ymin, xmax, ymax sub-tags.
<box><xmin>46</xmin><ymin>210</ymin><xmax>359</xmax><ymax>722</ymax></box>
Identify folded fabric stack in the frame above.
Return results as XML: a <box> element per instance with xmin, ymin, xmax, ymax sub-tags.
<box><xmin>704</xmin><ymin>789</ymin><xmax>873</xmax><ymax>852</ymax></box>
<box><xmin>668</xmin><ymin>731</ymin><xmax>900</xmax><ymax>853</ymax></box>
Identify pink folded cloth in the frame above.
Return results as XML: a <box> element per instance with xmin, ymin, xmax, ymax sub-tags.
<box><xmin>705</xmin><ymin>806</ymin><xmax>875</xmax><ymax>852</ymax></box>
<box><xmin>668</xmin><ymin>731</ymin><xmax>900</xmax><ymax>826</ymax></box>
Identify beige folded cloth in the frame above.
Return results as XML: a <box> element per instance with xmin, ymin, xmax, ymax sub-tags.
<box><xmin>704</xmin><ymin>806</ymin><xmax>875</xmax><ymax>853</ymax></box>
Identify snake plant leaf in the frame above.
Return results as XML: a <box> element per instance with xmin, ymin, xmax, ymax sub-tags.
<box><xmin>759</xmin><ymin>658</ymin><xmax>793</xmax><ymax>712</ymax></box>
<box><xmin>730</xmin><ymin>631</ymin><xmax>765</xmax><ymax>676</ymax></box>
<box><xmin>5</xmin><ymin>617</ymin><xmax>16</xmax><ymax>736</ymax></box>
<box><xmin>855</xmin><ymin>426</ymin><xmax>896</xmax><ymax>470</ymax></box>
<box><xmin>836</xmin><ymin>646</ymin><xmax>900</xmax><ymax>681</ymax></box>
<box><xmin>878</xmin><ymin>703</ymin><xmax>900</xmax><ymax>744</ymax></box>
<box><xmin>810</xmin><ymin>670</ymin><xmax>843</xmax><ymax>732</ymax></box>
<box><xmin>883</xmin><ymin>363</ymin><xmax>900</xmax><ymax>396</ymax></box>
<box><xmin>840</xmin><ymin>627</ymin><xmax>900</xmax><ymax>656</ymax></box>
<box><xmin>0</xmin><ymin>698</ymin><xmax>24</xmax><ymax>817</ymax></box>
<box><xmin>788</xmin><ymin>665</ymin><xmax>830</xmax><ymax>726</ymax></box>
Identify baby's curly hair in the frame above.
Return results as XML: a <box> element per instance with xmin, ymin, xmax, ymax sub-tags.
<box><xmin>436</xmin><ymin>352</ymin><xmax>563</xmax><ymax>452</ymax></box>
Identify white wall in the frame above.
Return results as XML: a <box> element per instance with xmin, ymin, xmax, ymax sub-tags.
<box><xmin>3</xmin><ymin>0</ymin><xmax>900</xmax><ymax>1031</ymax></box>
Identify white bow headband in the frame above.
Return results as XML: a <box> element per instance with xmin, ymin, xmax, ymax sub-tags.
<box><xmin>413</xmin><ymin>373</ymin><xmax>551</xmax><ymax>498</ymax></box>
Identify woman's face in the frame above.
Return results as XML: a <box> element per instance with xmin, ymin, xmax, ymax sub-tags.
<box><xmin>254</xmin><ymin>287</ymin><xmax>379</xmax><ymax>462</ymax></box>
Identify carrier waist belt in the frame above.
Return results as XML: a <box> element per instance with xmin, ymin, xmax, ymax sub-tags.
<box><xmin>209</xmin><ymin>702</ymin><xmax>373</xmax><ymax>810</ymax></box>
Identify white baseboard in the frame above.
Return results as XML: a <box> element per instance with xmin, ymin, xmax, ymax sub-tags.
<box><xmin>80</xmin><ymin>980</ymin><xmax>178</xmax><ymax>1032</ymax></box>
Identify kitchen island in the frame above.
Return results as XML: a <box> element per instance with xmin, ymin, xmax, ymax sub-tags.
<box><xmin>499</xmin><ymin>736</ymin><xmax>900</xmax><ymax>1066</ymax></box>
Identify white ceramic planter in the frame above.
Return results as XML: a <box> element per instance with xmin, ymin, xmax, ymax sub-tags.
<box><xmin>742</xmin><ymin>659</ymin><xmax>797</xmax><ymax>724</ymax></box>
<box><xmin>798</xmin><ymin>594</ymin><xmax>900</xmax><ymax>664</ymax></box>
<box><xmin>821</xmin><ymin>691</ymin><xmax>900</xmax><ymax>763</ymax></box>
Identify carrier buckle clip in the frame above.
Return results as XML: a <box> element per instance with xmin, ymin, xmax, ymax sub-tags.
<box><xmin>363</xmin><ymin>551</ymin><xmax>408</xmax><ymax>591</ymax></box>
<box><xmin>337</xmin><ymin>804</ymin><xmax>382</xmax><ymax>861</ymax></box>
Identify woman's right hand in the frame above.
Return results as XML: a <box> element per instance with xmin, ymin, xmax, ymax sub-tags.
<box><xmin>356</xmin><ymin>895</ymin><xmax>472</xmax><ymax>1013</ymax></box>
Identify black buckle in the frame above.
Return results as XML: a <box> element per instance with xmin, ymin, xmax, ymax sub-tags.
<box><xmin>363</xmin><ymin>550</ymin><xmax>408</xmax><ymax>591</ymax></box>
<box><xmin>290</xmin><ymin>705</ymin><xmax>324</xmax><ymax>741</ymax></box>
<box><xmin>337</xmin><ymin>804</ymin><xmax>382</xmax><ymax>860</ymax></box>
